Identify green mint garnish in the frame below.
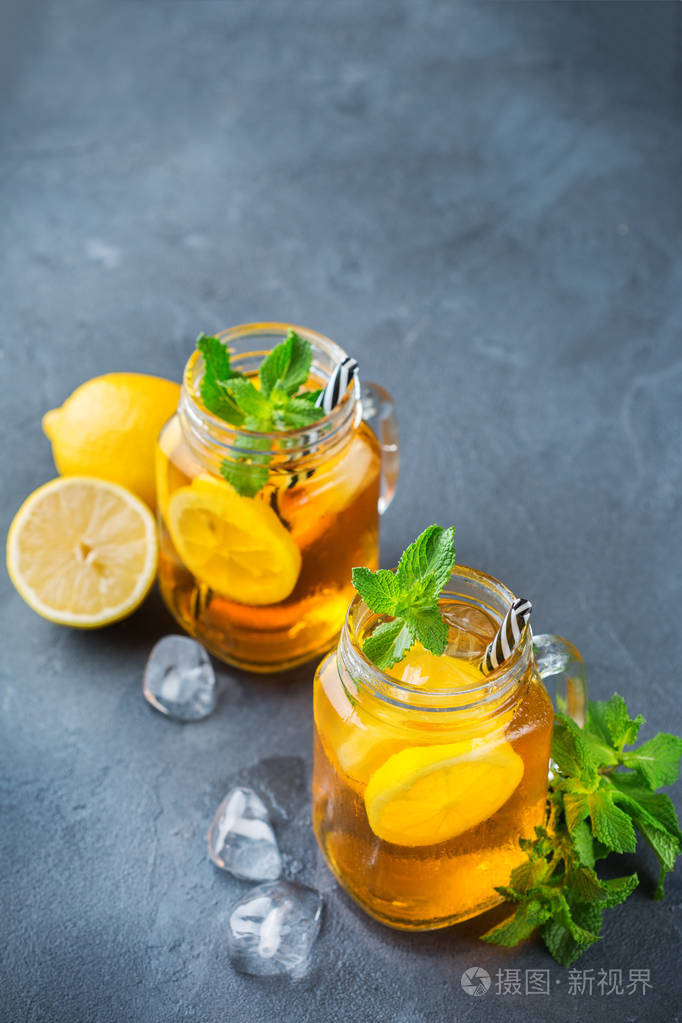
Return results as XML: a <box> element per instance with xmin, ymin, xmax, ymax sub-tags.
<box><xmin>352</xmin><ymin>524</ymin><xmax>456</xmax><ymax>671</ymax></box>
<box><xmin>482</xmin><ymin>694</ymin><xmax>682</xmax><ymax>965</ymax></box>
<box><xmin>196</xmin><ymin>333</ymin><xmax>244</xmax><ymax>426</ymax></box>
<box><xmin>196</xmin><ymin>330</ymin><xmax>324</xmax><ymax>496</ymax></box>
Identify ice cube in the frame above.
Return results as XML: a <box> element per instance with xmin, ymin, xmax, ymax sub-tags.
<box><xmin>227</xmin><ymin>880</ymin><xmax>323</xmax><ymax>979</ymax></box>
<box><xmin>441</xmin><ymin>602</ymin><xmax>496</xmax><ymax>660</ymax></box>
<box><xmin>208</xmin><ymin>786</ymin><xmax>281</xmax><ymax>881</ymax></box>
<box><xmin>143</xmin><ymin>635</ymin><xmax>217</xmax><ymax>721</ymax></box>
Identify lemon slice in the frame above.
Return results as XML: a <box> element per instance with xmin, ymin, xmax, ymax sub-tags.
<box><xmin>364</xmin><ymin>737</ymin><xmax>524</xmax><ymax>847</ymax></box>
<box><xmin>394</xmin><ymin>645</ymin><xmax>485</xmax><ymax>689</ymax></box>
<box><xmin>6</xmin><ymin>476</ymin><xmax>158</xmax><ymax>628</ymax></box>
<box><xmin>167</xmin><ymin>473</ymin><xmax>301</xmax><ymax>605</ymax></box>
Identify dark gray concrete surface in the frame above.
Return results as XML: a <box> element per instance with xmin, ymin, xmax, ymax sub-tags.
<box><xmin>2</xmin><ymin>2</ymin><xmax>681</xmax><ymax>1020</ymax></box>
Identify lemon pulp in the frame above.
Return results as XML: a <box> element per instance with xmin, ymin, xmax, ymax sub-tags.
<box><xmin>167</xmin><ymin>473</ymin><xmax>301</xmax><ymax>605</ymax></box>
<box><xmin>364</xmin><ymin>736</ymin><xmax>524</xmax><ymax>846</ymax></box>
<box><xmin>358</xmin><ymin>640</ymin><xmax>524</xmax><ymax>846</ymax></box>
<box><xmin>6</xmin><ymin>476</ymin><xmax>158</xmax><ymax>627</ymax></box>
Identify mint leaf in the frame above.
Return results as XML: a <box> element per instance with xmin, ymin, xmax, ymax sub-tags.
<box><xmin>552</xmin><ymin>714</ymin><xmax>598</xmax><ymax>785</ymax></box>
<box><xmin>196</xmin><ymin>330</ymin><xmax>324</xmax><ymax>496</ymax></box>
<box><xmin>351</xmin><ymin>568</ymin><xmax>400</xmax><ymax>615</ymax></box>
<box><xmin>602</xmin><ymin>693</ymin><xmax>645</xmax><ymax>749</ymax></box>
<box><xmin>562</xmin><ymin>789</ymin><xmax>590</xmax><ymax>832</ymax></box>
<box><xmin>609</xmin><ymin>787</ymin><xmax>680</xmax><ymax>898</ymax></box>
<box><xmin>571</xmin><ymin>818</ymin><xmax>596</xmax><ymax>867</ymax></box>
<box><xmin>598</xmin><ymin>874</ymin><xmax>639</xmax><ymax>908</ymax></box>
<box><xmin>226</xmin><ymin>378</ymin><xmax>272</xmax><ymax>421</ymax></box>
<box><xmin>488</xmin><ymin>689</ymin><xmax>682</xmax><ymax>967</ymax></box>
<box><xmin>540</xmin><ymin>917</ymin><xmax>598</xmax><ymax>967</ymax></box>
<box><xmin>483</xmin><ymin>899</ymin><xmax>551</xmax><ymax>947</ymax></box>
<box><xmin>293</xmin><ymin>388</ymin><xmax>323</xmax><ymax>405</ymax></box>
<box><xmin>404</xmin><ymin>606</ymin><xmax>449</xmax><ymax>656</ymax></box>
<box><xmin>353</xmin><ymin>525</ymin><xmax>456</xmax><ymax>670</ymax></box>
<box><xmin>609</xmin><ymin>775</ymin><xmax>682</xmax><ymax>841</ymax></box>
<box><xmin>197</xmin><ymin>333</ymin><xmax>238</xmax><ymax>384</ymax></box>
<box><xmin>540</xmin><ymin>892</ymin><xmax>601</xmax><ymax>965</ymax></box>
<box><xmin>622</xmin><ymin>733</ymin><xmax>682</xmax><ymax>788</ymax></box>
<box><xmin>585</xmin><ymin>698</ymin><xmax>610</xmax><ymax>743</ymax></box>
<box><xmin>588</xmin><ymin>788</ymin><xmax>637</xmax><ymax>853</ymax></box>
<box><xmin>197</xmin><ymin>333</ymin><xmax>244</xmax><ymax>426</ymax></box>
<box><xmin>220</xmin><ymin>457</ymin><xmax>271</xmax><ymax>499</ymax></box>
<box><xmin>363</xmin><ymin>620</ymin><xmax>415</xmax><ymax>670</ymax></box>
<box><xmin>583</xmin><ymin>730</ymin><xmax>620</xmax><ymax>768</ymax></box>
<box><xmin>275</xmin><ymin>396</ymin><xmax>325</xmax><ymax>430</ymax></box>
<box><xmin>569</xmin><ymin>900</ymin><xmax>603</xmax><ymax>938</ymax></box>
<box><xmin>259</xmin><ymin>330</ymin><xmax>312</xmax><ymax>397</ymax></box>
<box><xmin>507</xmin><ymin>857</ymin><xmax>551</xmax><ymax>893</ymax></box>
<box><xmin>566</xmin><ymin>863</ymin><xmax>605</xmax><ymax>903</ymax></box>
<box><xmin>396</xmin><ymin>525</ymin><xmax>455</xmax><ymax>599</ymax></box>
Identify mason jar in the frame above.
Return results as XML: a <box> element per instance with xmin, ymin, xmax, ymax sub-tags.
<box><xmin>156</xmin><ymin>322</ymin><xmax>399</xmax><ymax>673</ymax></box>
<box><xmin>312</xmin><ymin>564</ymin><xmax>586</xmax><ymax>930</ymax></box>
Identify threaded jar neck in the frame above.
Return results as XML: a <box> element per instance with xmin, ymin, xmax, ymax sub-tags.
<box><xmin>177</xmin><ymin>322</ymin><xmax>361</xmax><ymax>477</ymax></box>
<box><xmin>337</xmin><ymin>565</ymin><xmax>533</xmax><ymax>721</ymax></box>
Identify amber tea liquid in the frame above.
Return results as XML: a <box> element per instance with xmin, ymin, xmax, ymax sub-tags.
<box><xmin>312</xmin><ymin>599</ymin><xmax>554</xmax><ymax>929</ymax></box>
<box><xmin>157</xmin><ymin>415</ymin><xmax>381</xmax><ymax>671</ymax></box>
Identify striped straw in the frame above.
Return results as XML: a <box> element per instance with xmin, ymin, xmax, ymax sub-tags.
<box><xmin>481</xmin><ymin>598</ymin><xmax>533</xmax><ymax>674</ymax></box>
<box><xmin>315</xmin><ymin>356</ymin><xmax>359</xmax><ymax>414</ymax></box>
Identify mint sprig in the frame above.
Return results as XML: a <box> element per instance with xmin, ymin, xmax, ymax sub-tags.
<box><xmin>352</xmin><ymin>524</ymin><xmax>456</xmax><ymax>671</ymax></box>
<box><xmin>197</xmin><ymin>333</ymin><xmax>244</xmax><ymax>425</ymax></box>
<box><xmin>196</xmin><ymin>330</ymin><xmax>324</xmax><ymax>496</ymax></box>
<box><xmin>483</xmin><ymin>694</ymin><xmax>682</xmax><ymax>965</ymax></box>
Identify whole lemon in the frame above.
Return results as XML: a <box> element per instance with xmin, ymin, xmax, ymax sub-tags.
<box><xmin>43</xmin><ymin>373</ymin><xmax>180</xmax><ymax>509</ymax></box>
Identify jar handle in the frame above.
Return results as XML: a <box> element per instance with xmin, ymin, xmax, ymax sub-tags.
<box><xmin>360</xmin><ymin>381</ymin><xmax>400</xmax><ymax>515</ymax></box>
<box><xmin>533</xmin><ymin>633</ymin><xmax>587</xmax><ymax>727</ymax></box>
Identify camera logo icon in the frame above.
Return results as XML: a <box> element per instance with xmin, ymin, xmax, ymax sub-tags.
<box><xmin>461</xmin><ymin>966</ymin><xmax>491</xmax><ymax>996</ymax></box>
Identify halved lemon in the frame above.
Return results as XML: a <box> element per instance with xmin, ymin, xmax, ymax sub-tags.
<box><xmin>364</xmin><ymin>737</ymin><xmax>524</xmax><ymax>847</ymax></box>
<box><xmin>6</xmin><ymin>476</ymin><xmax>158</xmax><ymax>628</ymax></box>
<box><xmin>167</xmin><ymin>473</ymin><xmax>301</xmax><ymax>605</ymax></box>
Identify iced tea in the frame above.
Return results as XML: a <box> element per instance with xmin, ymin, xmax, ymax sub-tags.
<box><xmin>312</xmin><ymin>570</ymin><xmax>554</xmax><ymax>929</ymax></box>
<box><xmin>155</xmin><ymin>325</ymin><xmax>394</xmax><ymax>672</ymax></box>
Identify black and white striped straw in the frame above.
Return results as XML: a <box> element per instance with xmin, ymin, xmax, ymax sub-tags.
<box><xmin>315</xmin><ymin>356</ymin><xmax>359</xmax><ymax>414</ymax></box>
<box><xmin>481</xmin><ymin>598</ymin><xmax>533</xmax><ymax>674</ymax></box>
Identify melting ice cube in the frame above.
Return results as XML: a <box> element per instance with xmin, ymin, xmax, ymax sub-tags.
<box><xmin>441</xmin><ymin>602</ymin><xmax>497</xmax><ymax>660</ymax></box>
<box><xmin>143</xmin><ymin>635</ymin><xmax>217</xmax><ymax>721</ymax></box>
<box><xmin>227</xmin><ymin>880</ymin><xmax>323</xmax><ymax>979</ymax></box>
<box><xmin>208</xmin><ymin>787</ymin><xmax>281</xmax><ymax>882</ymax></box>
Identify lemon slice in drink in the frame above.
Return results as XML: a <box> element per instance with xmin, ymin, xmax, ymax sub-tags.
<box><xmin>6</xmin><ymin>476</ymin><xmax>158</xmax><ymax>627</ymax></box>
<box><xmin>167</xmin><ymin>473</ymin><xmax>301</xmax><ymax>605</ymax></box>
<box><xmin>364</xmin><ymin>737</ymin><xmax>524</xmax><ymax>847</ymax></box>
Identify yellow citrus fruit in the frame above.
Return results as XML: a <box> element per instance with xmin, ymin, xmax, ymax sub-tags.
<box><xmin>167</xmin><ymin>473</ymin><xmax>301</xmax><ymax>605</ymax></box>
<box><xmin>6</xmin><ymin>476</ymin><xmax>158</xmax><ymax>628</ymax></box>
<box><xmin>43</xmin><ymin>373</ymin><xmax>180</xmax><ymax>509</ymax></box>
<box><xmin>393</xmin><ymin>644</ymin><xmax>485</xmax><ymax>688</ymax></box>
<box><xmin>364</xmin><ymin>736</ymin><xmax>524</xmax><ymax>847</ymax></box>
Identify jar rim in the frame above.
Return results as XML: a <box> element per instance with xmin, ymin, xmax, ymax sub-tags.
<box><xmin>181</xmin><ymin>322</ymin><xmax>360</xmax><ymax>456</ymax></box>
<box><xmin>340</xmin><ymin>563</ymin><xmax>532</xmax><ymax>712</ymax></box>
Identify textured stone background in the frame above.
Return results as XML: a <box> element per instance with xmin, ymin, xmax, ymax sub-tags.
<box><xmin>1</xmin><ymin>1</ymin><xmax>681</xmax><ymax>1020</ymax></box>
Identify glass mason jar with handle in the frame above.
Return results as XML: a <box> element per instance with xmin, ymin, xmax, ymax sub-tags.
<box><xmin>156</xmin><ymin>323</ymin><xmax>399</xmax><ymax>673</ymax></box>
<box><xmin>312</xmin><ymin>563</ymin><xmax>586</xmax><ymax>930</ymax></box>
